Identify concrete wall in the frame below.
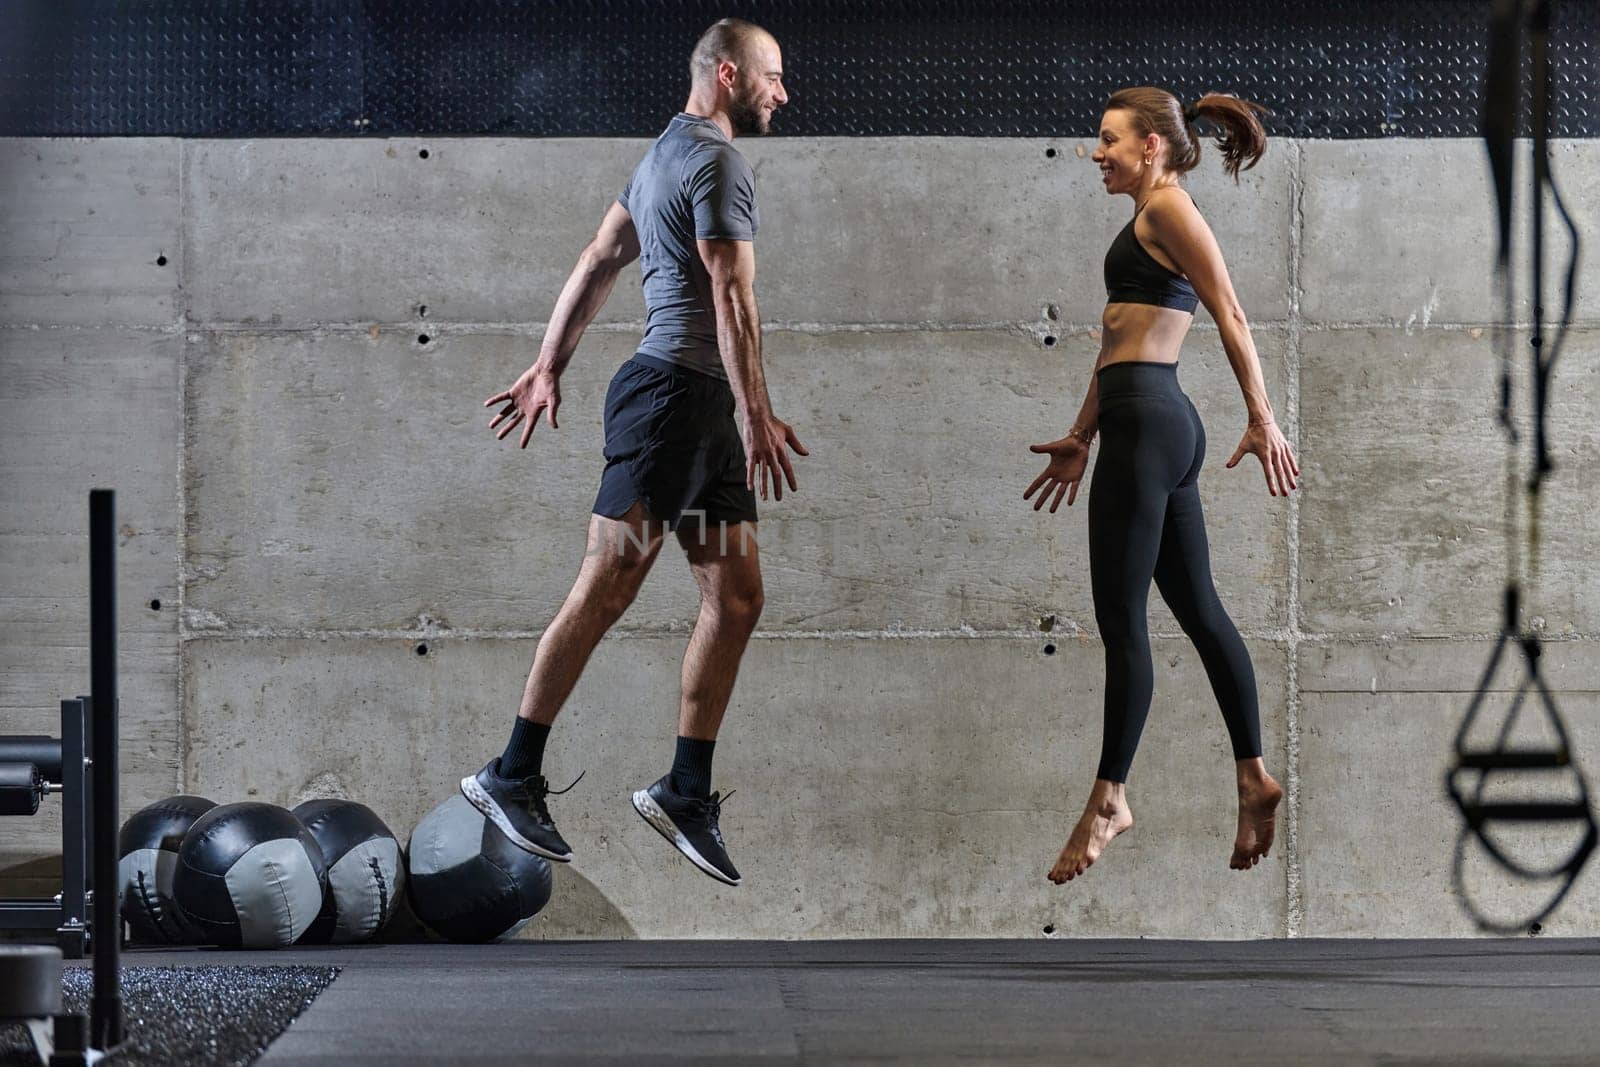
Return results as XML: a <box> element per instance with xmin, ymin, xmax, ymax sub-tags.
<box><xmin>3</xmin><ymin>135</ymin><xmax>1598</xmax><ymax>937</ymax></box>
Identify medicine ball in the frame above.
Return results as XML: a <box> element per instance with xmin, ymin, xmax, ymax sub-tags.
<box><xmin>173</xmin><ymin>802</ymin><xmax>327</xmax><ymax>948</ymax></box>
<box><xmin>118</xmin><ymin>794</ymin><xmax>217</xmax><ymax>944</ymax></box>
<box><xmin>293</xmin><ymin>799</ymin><xmax>405</xmax><ymax>944</ymax></box>
<box><xmin>407</xmin><ymin>793</ymin><xmax>553</xmax><ymax>943</ymax></box>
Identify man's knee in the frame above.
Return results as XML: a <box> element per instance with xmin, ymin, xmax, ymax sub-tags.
<box><xmin>562</xmin><ymin>583</ymin><xmax>632</xmax><ymax>630</ymax></box>
<box><xmin>712</xmin><ymin>580</ymin><xmax>764</xmax><ymax>630</ymax></box>
<box><xmin>595</xmin><ymin>582</ymin><xmax>643</xmax><ymax>624</ymax></box>
<box><xmin>570</xmin><ymin>552</ymin><xmax>655</xmax><ymax>625</ymax></box>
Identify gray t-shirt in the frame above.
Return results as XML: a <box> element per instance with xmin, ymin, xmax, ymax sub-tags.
<box><xmin>618</xmin><ymin>113</ymin><xmax>759</xmax><ymax>380</ymax></box>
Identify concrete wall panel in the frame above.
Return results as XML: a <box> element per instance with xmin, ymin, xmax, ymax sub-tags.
<box><xmin>184</xmin><ymin>635</ymin><xmax>1288</xmax><ymax>939</ymax></box>
<box><xmin>1299</xmin><ymin>326</ymin><xmax>1600</xmax><ymax>635</ymax></box>
<box><xmin>183</xmin><ymin>326</ymin><xmax>1291</xmax><ymax>634</ymax></box>
<box><xmin>742</xmin><ymin>137</ymin><xmax>1293</xmax><ymax>326</ymax></box>
<box><xmin>183</xmin><ymin>140</ymin><xmax>647</xmax><ymax>327</ymax></box>
<box><xmin>1301</xmin><ymin>141</ymin><xmax>1600</xmax><ymax>326</ymax></box>
<box><xmin>0</xmin><ymin>328</ymin><xmax>181</xmax><ymax>879</ymax></box>
<box><xmin>1298</xmin><ymin>639</ymin><xmax>1600</xmax><ymax>936</ymax></box>
<box><xmin>184</xmin><ymin>138</ymin><xmax>1291</xmax><ymax>328</ymax></box>
<box><xmin>0</xmin><ymin>139</ymin><xmax>180</xmax><ymax>326</ymax></box>
<box><xmin>1</xmin><ymin>329</ymin><xmax>182</xmax><ymax>630</ymax></box>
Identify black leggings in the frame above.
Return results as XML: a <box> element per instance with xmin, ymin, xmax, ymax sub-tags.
<box><xmin>1088</xmin><ymin>361</ymin><xmax>1262</xmax><ymax>783</ymax></box>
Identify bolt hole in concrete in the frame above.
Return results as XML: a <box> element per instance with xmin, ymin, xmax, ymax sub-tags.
<box><xmin>149</xmin><ymin>599</ymin><xmax>161</xmax><ymax>611</ymax></box>
<box><xmin>419</xmin><ymin>148</ymin><xmax>430</xmax><ymax>159</ymax></box>
<box><xmin>417</xmin><ymin>334</ymin><xmax>430</xmax><ymax>345</ymax></box>
<box><xmin>1530</xmin><ymin>922</ymin><xmax>1543</xmax><ymax>936</ymax></box>
<box><xmin>415</xmin><ymin>642</ymin><xmax>429</xmax><ymax>656</ymax></box>
<box><xmin>1042</xmin><ymin>924</ymin><xmax>1056</xmax><ymax>935</ymax></box>
<box><xmin>1045</xmin><ymin>147</ymin><xmax>1057</xmax><ymax>158</ymax></box>
<box><xmin>155</xmin><ymin>254</ymin><xmax>167</xmax><ymax>266</ymax></box>
<box><xmin>1043</xmin><ymin>335</ymin><xmax>1057</xmax><ymax>347</ymax></box>
<box><xmin>1043</xmin><ymin>643</ymin><xmax>1056</xmax><ymax>656</ymax></box>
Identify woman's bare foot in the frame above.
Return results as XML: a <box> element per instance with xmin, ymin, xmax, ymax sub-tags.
<box><xmin>1049</xmin><ymin>781</ymin><xmax>1134</xmax><ymax>883</ymax></box>
<box><xmin>1231</xmin><ymin>760</ymin><xmax>1283</xmax><ymax>870</ymax></box>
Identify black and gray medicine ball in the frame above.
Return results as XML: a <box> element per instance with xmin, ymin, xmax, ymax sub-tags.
<box><xmin>293</xmin><ymin>798</ymin><xmax>405</xmax><ymax>944</ymax></box>
<box><xmin>118</xmin><ymin>794</ymin><xmax>217</xmax><ymax>944</ymax></box>
<box><xmin>173</xmin><ymin>802</ymin><xmax>327</xmax><ymax>948</ymax></box>
<box><xmin>407</xmin><ymin>793</ymin><xmax>553</xmax><ymax>943</ymax></box>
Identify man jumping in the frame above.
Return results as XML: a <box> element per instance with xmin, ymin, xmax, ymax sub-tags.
<box><xmin>461</xmin><ymin>18</ymin><xmax>804</xmax><ymax>886</ymax></box>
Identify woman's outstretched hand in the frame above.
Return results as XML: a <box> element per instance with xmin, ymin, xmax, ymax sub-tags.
<box><xmin>1025</xmin><ymin>437</ymin><xmax>1091</xmax><ymax>513</ymax></box>
<box><xmin>1226</xmin><ymin>420</ymin><xmax>1299</xmax><ymax>496</ymax></box>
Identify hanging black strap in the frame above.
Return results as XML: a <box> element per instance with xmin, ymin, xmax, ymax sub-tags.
<box><xmin>1448</xmin><ymin>615</ymin><xmax>1596</xmax><ymax>923</ymax></box>
<box><xmin>1446</xmin><ymin>0</ymin><xmax>1596</xmax><ymax>935</ymax></box>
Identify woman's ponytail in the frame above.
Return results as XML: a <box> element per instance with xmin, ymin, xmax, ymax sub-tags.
<box><xmin>1106</xmin><ymin>87</ymin><xmax>1269</xmax><ymax>182</ymax></box>
<box><xmin>1189</xmin><ymin>93</ymin><xmax>1269</xmax><ymax>180</ymax></box>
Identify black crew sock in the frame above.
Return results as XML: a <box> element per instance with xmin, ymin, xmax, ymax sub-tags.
<box><xmin>669</xmin><ymin>736</ymin><xmax>716</xmax><ymax>800</ymax></box>
<box><xmin>499</xmin><ymin>718</ymin><xmax>551</xmax><ymax>780</ymax></box>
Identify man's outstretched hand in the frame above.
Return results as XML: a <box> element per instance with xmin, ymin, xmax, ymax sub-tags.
<box><xmin>743</xmin><ymin>412</ymin><xmax>808</xmax><ymax>501</ymax></box>
<box><xmin>486</xmin><ymin>366</ymin><xmax>561</xmax><ymax>448</ymax></box>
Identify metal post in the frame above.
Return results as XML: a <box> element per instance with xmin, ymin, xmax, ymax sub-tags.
<box><xmin>57</xmin><ymin>699</ymin><xmax>87</xmax><ymax>959</ymax></box>
<box><xmin>87</xmin><ymin>490</ymin><xmax>122</xmax><ymax>1050</ymax></box>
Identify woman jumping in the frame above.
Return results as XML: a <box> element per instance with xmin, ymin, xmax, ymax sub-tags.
<box><xmin>1025</xmin><ymin>88</ymin><xmax>1299</xmax><ymax>883</ymax></box>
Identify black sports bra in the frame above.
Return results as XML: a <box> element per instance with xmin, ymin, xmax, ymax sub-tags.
<box><xmin>1104</xmin><ymin>211</ymin><xmax>1199</xmax><ymax>314</ymax></box>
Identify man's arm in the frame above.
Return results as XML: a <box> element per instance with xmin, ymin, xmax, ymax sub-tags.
<box><xmin>697</xmin><ymin>237</ymin><xmax>806</xmax><ymax>500</ymax></box>
<box><xmin>539</xmin><ymin>201</ymin><xmax>641</xmax><ymax>376</ymax></box>
<box><xmin>487</xmin><ymin>202</ymin><xmax>639</xmax><ymax>446</ymax></box>
<box><xmin>697</xmin><ymin>238</ymin><xmax>768</xmax><ymax>420</ymax></box>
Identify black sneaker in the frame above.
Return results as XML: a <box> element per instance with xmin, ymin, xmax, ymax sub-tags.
<box><xmin>459</xmin><ymin>759</ymin><xmax>576</xmax><ymax>862</ymax></box>
<box><xmin>631</xmin><ymin>776</ymin><xmax>741</xmax><ymax>886</ymax></box>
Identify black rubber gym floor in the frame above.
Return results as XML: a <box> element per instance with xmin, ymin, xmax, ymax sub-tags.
<box><xmin>69</xmin><ymin>938</ymin><xmax>1598</xmax><ymax>1065</ymax></box>
<box><xmin>0</xmin><ymin>964</ymin><xmax>336</xmax><ymax>1066</ymax></box>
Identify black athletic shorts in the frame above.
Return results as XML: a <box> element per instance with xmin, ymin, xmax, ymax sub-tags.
<box><xmin>592</xmin><ymin>354</ymin><xmax>759</xmax><ymax>531</ymax></box>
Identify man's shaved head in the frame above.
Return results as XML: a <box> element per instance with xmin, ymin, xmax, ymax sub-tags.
<box><xmin>690</xmin><ymin>18</ymin><xmax>775</xmax><ymax>86</ymax></box>
<box><xmin>686</xmin><ymin>17</ymin><xmax>785</xmax><ymax>136</ymax></box>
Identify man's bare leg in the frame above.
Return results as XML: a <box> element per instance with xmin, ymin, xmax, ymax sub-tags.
<box><xmin>515</xmin><ymin>503</ymin><xmax>666</xmax><ymax>726</ymax></box>
<box><xmin>1230</xmin><ymin>757</ymin><xmax>1282</xmax><ymax>870</ymax></box>
<box><xmin>1048</xmin><ymin>779</ymin><xmax>1135</xmax><ymax>884</ymax></box>
<box><xmin>629</xmin><ymin>520</ymin><xmax>762</xmax><ymax>887</ymax></box>
<box><xmin>463</xmin><ymin>503</ymin><xmax>663</xmax><ymax>861</ymax></box>
<box><xmin>677</xmin><ymin>521</ymin><xmax>764</xmax><ymax>740</ymax></box>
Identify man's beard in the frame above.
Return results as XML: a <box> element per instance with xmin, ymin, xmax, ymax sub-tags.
<box><xmin>728</xmin><ymin>88</ymin><xmax>769</xmax><ymax>136</ymax></box>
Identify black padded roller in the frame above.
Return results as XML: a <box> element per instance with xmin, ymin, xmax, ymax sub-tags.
<box><xmin>0</xmin><ymin>762</ymin><xmax>44</xmax><ymax>816</ymax></box>
<box><xmin>0</xmin><ymin>945</ymin><xmax>62</xmax><ymax>1017</ymax></box>
<box><xmin>0</xmin><ymin>736</ymin><xmax>62</xmax><ymax>781</ymax></box>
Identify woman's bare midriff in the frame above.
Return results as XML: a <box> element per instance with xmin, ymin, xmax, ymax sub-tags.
<box><xmin>1100</xmin><ymin>302</ymin><xmax>1193</xmax><ymax>366</ymax></box>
